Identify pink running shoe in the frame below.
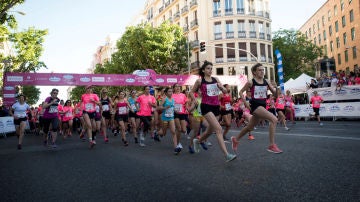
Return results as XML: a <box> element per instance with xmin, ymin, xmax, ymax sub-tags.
<box><xmin>248</xmin><ymin>134</ymin><xmax>255</xmax><ymax>140</ymax></box>
<box><xmin>267</xmin><ymin>144</ymin><xmax>283</xmax><ymax>154</ymax></box>
<box><xmin>231</xmin><ymin>136</ymin><xmax>239</xmax><ymax>151</ymax></box>
<box><xmin>104</xmin><ymin>137</ymin><xmax>109</xmax><ymax>143</ymax></box>
<box><xmin>89</xmin><ymin>140</ymin><xmax>96</xmax><ymax>149</ymax></box>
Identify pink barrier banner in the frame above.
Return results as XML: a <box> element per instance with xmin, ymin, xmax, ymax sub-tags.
<box><xmin>2</xmin><ymin>70</ymin><xmax>247</xmax><ymax>106</ymax></box>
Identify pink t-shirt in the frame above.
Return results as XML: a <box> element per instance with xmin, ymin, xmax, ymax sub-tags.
<box><xmin>311</xmin><ymin>96</ymin><xmax>323</xmax><ymax>108</ymax></box>
<box><xmin>74</xmin><ymin>103</ymin><xmax>83</xmax><ymax>118</ymax></box>
<box><xmin>354</xmin><ymin>77</ymin><xmax>360</xmax><ymax>85</ymax></box>
<box><xmin>62</xmin><ymin>106</ymin><xmax>73</xmax><ymax>121</ymax></box>
<box><xmin>172</xmin><ymin>93</ymin><xmax>188</xmax><ymax>114</ymax></box>
<box><xmin>81</xmin><ymin>93</ymin><xmax>99</xmax><ymax>113</ymax></box>
<box><xmin>275</xmin><ymin>96</ymin><xmax>285</xmax><ymax>110</ymax></box>
<box><xmin>136</xmin><ymin>94</ymin><xmax>156</xmax><ymax>116</ymax></box>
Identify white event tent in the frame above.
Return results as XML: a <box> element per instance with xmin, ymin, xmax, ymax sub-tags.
<box><xmin>284</xmin><ymin>73</ymin><xmax>315</xmax><ymax>94</ymax></box>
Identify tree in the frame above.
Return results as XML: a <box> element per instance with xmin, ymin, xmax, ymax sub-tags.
<box><xmin>0</xmin><ymin>0</ymin><xmax>25</xmax><ymax>26</ymax></box>
<box><xmin>272</xmin><ymin>29</ymin><xmax>323</xmax><ymax>81</ymax></box>
<box><xmin>99</xmin><ymin>22</ymin><xmax>189</xmax><ymax>75</ymax></box>
<box><xmin>22</xmin><ymin>85</ymin><xmax>40</xmax><ymax>105</ymax></box>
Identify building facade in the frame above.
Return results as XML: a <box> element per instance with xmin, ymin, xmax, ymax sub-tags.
<box><xmin>140</xmin><ymin>0</ymin><xmax>275</xmax><ymax>81</ymax></box>
<box><xmin>299</xmin><ymin>0</ymin><xmax>359</xmax><ymax>77</ymax></box>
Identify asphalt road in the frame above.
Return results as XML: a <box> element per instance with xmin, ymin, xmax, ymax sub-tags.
<box><xmin>0</xmin><ymin>120</ymin><xmax>359</xmax><ymax>202</ymax></box>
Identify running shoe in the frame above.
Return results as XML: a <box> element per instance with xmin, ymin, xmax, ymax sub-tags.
<box><xmin>284</xmin><ymin>127</ymin><xmax>290</xmax><ymax>131</ymax></box>
<box><xmin>192</xmin><ymin>139</ymin><xmax>200</xmax><ymax>153</ymax></box>
<box><xmin>79</xmin><ymin>132</ymin><xmax>84</xmax><ymax>139</ymax></box>
<box><xmin>104</xmin><ymin>137</ymin><xmax>109</xmax><ymax>143</ymax></box>
<box><xmin>17</xmin><ymin>144</ymin><xmax>22</xmax><ymax>150</ymax></box>
<box><xmin>177</xmin><ymin>143</ymin><xmax>183</xmax><ymax>149</ymax></box>
<box><xmin>89</xmin><ymin>140</ymin><xmax>96</xmax><ymax>149</ymax></box>
<box><xmin>134</xmin><ymin>137</ymin><xmax>139</xmax><ymax>144</ymax></box>
<box><xmin>174</xmin><ymin>147</ymin><xmax>181</xmax><ymax>155</ymax></box>
<box><xmin>231</xmin><ymin>136</ymin><xmax>239</xmax><ymax>151</ymax></box>
<box><xmin>223</xmin><ymin>136</ymin><xmax>230</xmax><ymax>143</ymax></box>
<box><xmin>267</xmin><ymin>144</ymin><xmax>283</xmax><ymax>154</ymax></box>
<box><xmin>188</xmin><ymin>146</ymin><xmax>195</xmax><ymax>154</ymax></box>
<box><xmin>139</xmin><ymin>137</ymin><xmax>146</xmax><ymax>147</ymax></box>
<box><xmin>225</xmin><ymin>153</ymin><xmax>237</xmax><ymax>162</ymax></box>
<box><xmin>51</xmin><ymin>143</ymin><xmax>57</xmax><ymax>149</ymax></box>
<box><xmin>200</xmin><ymin>142</ymin><xmax>208</xmax><ymax>150</ymax></box>
<box><xmin>123</xmin><ymin>140</ymin><xmax>129</xmax><ymax>146</ymax></box>
<box><xmin>153</xmin><ymin>133</ymin><xmax>160</xmax><ymax>142</ymax></box>
<box><xmin>206</xmin><ymin>141</ymin><xmax>212</xmax><ymax>146</ymax></box>
<box><xmin>248</xmin><ymin>134</ymin><xmax>255</xmax><ymax>140</ymax></box>
<box><xmin>319</xmin><ymin>122</ymin><xmax>323</xmax><ymax>126</ymax></box>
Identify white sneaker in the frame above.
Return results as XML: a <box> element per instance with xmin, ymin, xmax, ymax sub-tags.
<box><xmin>206</xmin><ymin>141</ymin><xmax>212</xmax><ymax>146</ymax></box>
<box><xmin>284</xmin><ymin>127</ymin><xmax>290</xmax><ymax>131</ymax></box>
<box><xmin>319</xmin><ymin>122</ymin><xmax>323</xmax><ymax>126</ymax></box>
<box><xmin>177</xmin><ymin>143</ymin><xmax>183</xmax><ymax>149</ymax></box>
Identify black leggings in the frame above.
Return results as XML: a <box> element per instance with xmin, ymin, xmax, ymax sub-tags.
<box><xmin>139</xmin><ymin>116</ymin><xmax>152</xmax><ymax>134</ymax></box>
<box><xmin>43</xmin><ymin>117</ymin><xmax>60</xmax><ymax>134</ymax></box>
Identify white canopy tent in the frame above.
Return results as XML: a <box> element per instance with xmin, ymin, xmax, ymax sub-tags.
<box><xmin>284</xmin><ymin>73</ymin><xmax>315</xmax><ymax>94</ymax></box>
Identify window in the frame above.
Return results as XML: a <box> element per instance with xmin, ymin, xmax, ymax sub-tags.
<box><xmin>324</xmin><ymin>45</ymin><xmax>328</xmax><ymax>56</ymax></box>
<box><xmin>341</xmin><ymin>0</ymin><xmax>345</xmax><ymax>11</ymax></box>
<box><xmin>343</xmin><ymin>33</ymin><xmax>347</xmax><ymax>45</ymax></box>
<box><xmin>225</xmin><ymin>0</ymin><xmax>233</xmax><ymax>14</ymax></box>
<box><xmin>330</xmin><ymin>41</ymin><xmax>334</xmax><ymax>52</ymax></box>
<box><xmin>336</xmin><ymin>37</ymin><xmax>340</xmax><ymax>48</ymax></box>
<box><xmin>270</xmin><ymin>67</ymin><xmax>274</xmax><ymax>81</ymax></box>
<box><xmin>318</xmin><ymin>34</ymin><xmax>321</xmax><ymax>44</ymax></box>
<box><xmin>227</xmin><ymin>43</ymin><xmax>235</xmax><ymax>60</ymax></box>
<box><xmin>345</xmin><ymin>50</ymin><xmax>348</xmax><ymax>62</ymax></box>
<box><xmin>305</xmin><ymin>31</ymin><xmax>308</xmax><ymax>38</ymax></box>
<box><xmin>352</xmin><ymin>46</ymin><xmax>357</xmax><ymax>59</ymax></box>
<box><xmin>338</xmin><ymin>53</ymin><xmax>341</xmax><ymax>65</ymax></box>
<box><xmin>259</xmin><ymin>21</ymin><xmax>264</xmax><ymax>33</ymax></box>
<box><xmin>322</xmin><ymin>16</ymin><xmax>325</xmax><ymax>26</ymax></box>
<box><xmin>335</xmin><ymin>21</ymin><xmax>339</xmax><ymax>32</ymax></box>
<box><xmin>313</xmin><ymin>24</ymin><xmax>316</xmax><ymax>34</ymax></box>
<box><xmin>226</xmin><ymin>20</ymin><xmax>234</xmax><ymax>32</ymax></box>
<box><xmin>342</xmin><ymin>16</ymin><xmax>346</xmax><ymax>27</ymax></box>
<box><xmin>323</xmin><ymin>30</ymin><xmax>327</xmax><ymax>40</ymax></box>
<box><xmin>350</xmin><ymin>10</ymin><xmax>354</xmax><ymax>22</ymax></box>
<box><xmin>351</xmin><ymin>27</ymin><xmax>355</xmax><ymax>41</ymax></box>
<box><xmin>238</xmin><ymin>42</ymin><xmax>247</xmax><ymax>61</ymax></box>
<box><xmin>328</xmin><ymin>10</ymin><xmax>332</xmax><ymax>21</ymax></box>
<box><xmin>249</xmin><ymin>20</ymin><xmax>256</xmax><ymax>31</ymax></box>
<box><xmin>309</xmin><ymin>28</ymin><xmax>312</xmax><ymax>37</ymax></box>
<box><xmin>215</xmin><ymin>44</ymin><xmax>224</xmax><ymax>62</ymax></box>
<box><xmin>216</xmin><ymin>68</ymin><xmax>224</xmax><ymax>75</ymax></box>
<box><xmin>236</xmin><ymin>0</ymin><xmax>245</xmax><ymax>13</ymax></box>
<box><xmin>317</xmin><ymin>20</ymin><xmax>320</xmax><ymax>30</ymax></box>
<box><xmin>314</xmin><ymin>37</ymin><xmax>317</xmax><ymax>45</ymax></box>
<box><xmin>214</xmin><ymin>22</ymin><xmax>221</xmax><ymax>33</ymax></box>
<box><xmin>334</xmin><ymin>5</ymin><xmax>338</xmax><ymax>16</ymax></box>
<box><xmin>329</xmin><ymin>25</ymin><xmax>333</xmax><ymax>36</ymax></box>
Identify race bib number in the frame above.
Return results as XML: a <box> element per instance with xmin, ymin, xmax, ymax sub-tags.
<box><xmin>118</xmin><ymin>106</ymin><xmax>127</xmax><ymax>115</ymax></box>
<box><xmin>253</xmin><ymin>86</ymin><xmax>267</xmax><ymax>99</ymax></box>
<box><xmin>164</xmin><ymin>107</ymin><xmax>174</xmax><ymax>118</ymax></box>
<box><xmin>225</xmin><ymin>103</ymin><xmax>232</xmax><ymax>111</ymax></box>
<box><xmin>174</xmin><ymin>104</ymin><xmax>182</xmax><ymax>113</ymax></box>
<box><xmin>49</xmin><ymin>106</ymin><xmax>58</xmax><ymax>113</ymax></box>
<box><xmin>285</xmin><ymin>101</ymin><xmax>291</xmax><ymax>106</ymax></box>
<box><xmin>102</xmin><ymin>105</ymin><xmax>109</xmax><ymax>111</ymax></box>
<box><xmin>65</xmin><ymin>111</ymin><xmax>72</xmax><ymax>117</ymax></box>
<box><xmin>85</xmin><ymin>103</ymin><xmax>94</xmax><ymax>111</ymax></box>
<box><xmin>206</xmin><ymin>83</ymin><xmax>219</xmax><ymax>96</ymax></box>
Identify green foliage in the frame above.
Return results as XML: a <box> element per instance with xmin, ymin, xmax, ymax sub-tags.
<box><xmin>272</xmin><ymin>29</ymin><xmax>323</xmax><ymax>81</ymax></box>
<box><xmin>101</xmin><ymin>22</ymin><xmax>189</xmax><ymax>75</ymax></box>
<box><xmin>0</xmin><ymin>0</ymin><xmax>25</xmax><ymax>27</ymax></box>
<box><xmin>22</xmin><ymin>85</ymin><xmax>40</xmax><ymax>106</ymax></box>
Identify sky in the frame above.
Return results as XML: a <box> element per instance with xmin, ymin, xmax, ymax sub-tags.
<box><xmin>11</xmin><ymin>0</ymin><xmax>327</xmax><ymax>104</ymax></box>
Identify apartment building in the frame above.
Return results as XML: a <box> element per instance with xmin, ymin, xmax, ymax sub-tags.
<box><xmin>299</xmin><ymin>0</ymin><xmax>359</xmax><ymax>77</ymax></box>
<box><xmin>140</xmin><ymin>0</ymin><xmax>275</xmax><ymax>81</ymax></box>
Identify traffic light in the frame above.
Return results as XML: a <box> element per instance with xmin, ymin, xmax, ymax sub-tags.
<box><xmin>200</xmin><ymin>41</ymin><xmax>206</xmax><ymax>52</ymax></box>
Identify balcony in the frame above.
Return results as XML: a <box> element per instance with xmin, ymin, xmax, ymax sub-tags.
<box><xmin>191</xmin><ymin>61</ymin><xmax>200</xmax><ymax>69</ymax></box>
<box><xmin>239</xmin><ymin>56</ymin><xmax>248</xmax><ymax>61</ymax></box>
<box><xmin>181</xmin><ymin>5</ymin><xmax>189</xmax><ymax>15</ymax></box>
<box><xmin>165</xmin><ymin>0</ymin><xmax>170</xmax><ymax>7</ymax></box>
<box><xmin>225</xmin><ymin>8</ymin><xmax>233</xmax><ymax>16</ymax></box>
<box><xmin>190</xmin><ymin>0</ymin><xmax>198</xmax><ymax>9</ymax></box>
<box><xmin>190</xmin><ymin>19</ymin><xmax>198</xmax><ymax>29</ymax></box>
<box><xmin>190</xmin><ymin>40</ymin><xmax>199</xmax><ymax>49</ymax></box>
<box><xmin>214</xmin><ymin>33</ymin><xmax>222</xmax><ymax>40</ymax></box>
<box><xmin>237</xmin><ymin>8</ymin><xmax>245</xmax><ymax>14</ymax></box>
<box><xmin>249</xmin><ymin>31</ymin><xmax>257</xmax><ymax>38</ymax></box>
<box><xmin>238</xmin><ymin>31</ymin><xmax>246</xmax><ymax>38</ymax></box>
<box><xmin>248</xmin><ymin>9</ymin><xmax>255</xmax><ymax>15</ymax></box>
<box><xmin>256</xmin><ymin>11</ymin><xmax>264</xmax><ymax>17</ymax></box>
<box><xmin>227</xmin><ymin>57</ymin><xmax>236</xmax><ymax>62</ymax></box>
<box><xmin>259</xmin><ymin>32</ymin><xmax>265</xmax><ymax>39</ymax></box>
<box><xmin>213</xmin><ymin>10</ymin><xmax>221</xmax><ymax>17</ymax></box>
<box><xmin>173</xmin><ymin>11</ymin><xmax>180</xmax><ymax>20</ymax></box>
<box><xmin>215</xmin><ymin>57</ymin><xmax>224</xmax><ymax>63</ymax></box>
<box><xmin>226</xmin><ymin>32</ymin><xmax>234</xmax><ymax>39</ymax></box>
<box><xmin>183</xmin><ymin>25</ymin><xmax>189</xmax><ymax>33</ymax></box>
<box><xmin>265</xmin><ymin>12</ymin><xmax>270</xmax><ymax>18</ymax></box>
<box><xmin>267</xmin><ymin>34</ymin><xmax>271</xmax><ymax>41</ymax></box>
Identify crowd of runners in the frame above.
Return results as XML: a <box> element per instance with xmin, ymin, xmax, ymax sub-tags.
<box><xmin>9</xmin><ymin>62</ymin><xmax>320</xmax><ymax>162</ymax></box>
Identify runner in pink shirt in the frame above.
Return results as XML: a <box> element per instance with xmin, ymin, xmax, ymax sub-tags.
<box><xmin>136</xmin><ymin>86</ymin><xmax>156</xmax><ymax>147</ymax></box>
<box><xmin>61</xmin><ymin>100</ymin><xmax>74</xmax><ymax>138</ymax></box>
<box><xmin>172</xmin><ymin>84</ymin><xmax>188</xmax><ymax>149</ymax></box>
<box><xmin>81</xmin><ymin>85</ymin><xmax>101</xmax><ymax>148</ymax></box>
<box><xmin>275</xmin><ymin>92</ymin><xmax>290</xmax><ymax>131</ymax></box>
<box><xmin>310</xmin><ymin>91</ymin><xmax>324</xmax><ymax>126</ymax></box>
